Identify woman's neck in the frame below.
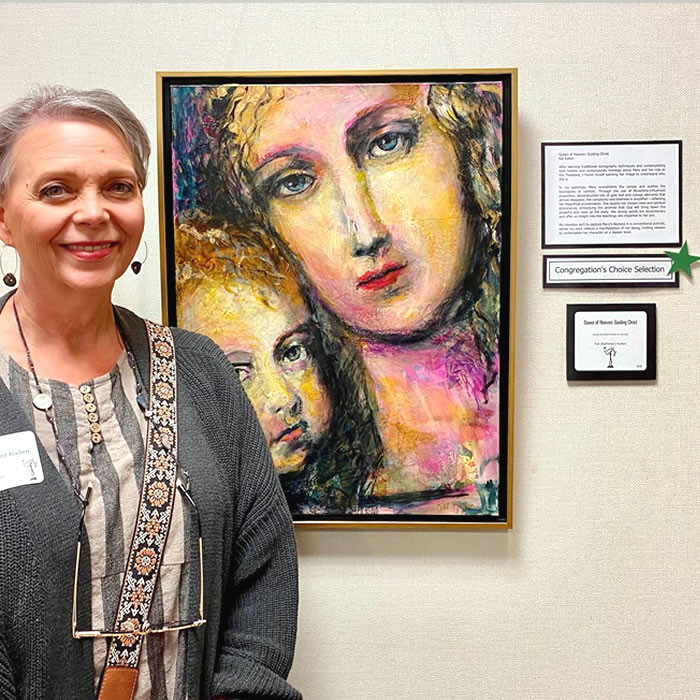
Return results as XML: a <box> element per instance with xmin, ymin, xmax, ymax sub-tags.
<box><xmin>357</xmin><ymin>319</ymin><xmax>472</xmax><ymax>362</ymax></box>
<box><xmin>0</xmin><ymin>286</ymin><xmax>123</xmax><ymax>384</ymax></box>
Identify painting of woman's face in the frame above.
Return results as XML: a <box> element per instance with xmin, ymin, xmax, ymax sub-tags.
<box><xmin>166</xmin><ymin>71</ymin><xmax>512</xmax><ymax>523</ymax></box>
<box><xmin>179</xmin><ymin>279</ymin><xmax>332</xmax><ymax>473</ymax></box>
<box><xmin>244</xmin><ymin>83</ymin><xmax>472</xmax><ymax>337</ymax></box>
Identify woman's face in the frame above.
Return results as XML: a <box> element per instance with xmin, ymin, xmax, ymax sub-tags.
<box><xmin>180</xmin><ymin>279</ymin><xmax>332</xmax><ymax>474</ymax></box>
<box><xmin>243</xmin><ymin>83</ymin><xmax>471</xmax><ymax>337</ymax></box>
<box><xmin>0</xmin><ymin>119</ymin><xmax>144</xmax><ymax>296</ymax></box>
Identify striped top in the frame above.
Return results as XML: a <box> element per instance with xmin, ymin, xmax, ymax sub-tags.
<box><xmin>0</xmin><ymin>345</ymin><xmax>187</xmax><ymax>699</ymax></box>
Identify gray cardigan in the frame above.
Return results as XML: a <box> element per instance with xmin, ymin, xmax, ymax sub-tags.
<box><xmin>0</xmin><ymin>294</ymin><xmax>302</xmax><ymax>699</ymax></box>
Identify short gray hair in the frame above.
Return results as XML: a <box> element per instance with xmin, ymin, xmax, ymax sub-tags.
<box><xmin>0</xmin><ymin>84</ymin><xmax>150</xmax><ymax>194</ymax></box>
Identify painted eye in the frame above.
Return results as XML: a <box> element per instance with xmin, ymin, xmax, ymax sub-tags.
<box><xmin>373</xmin><ymin>133</ymin><xmax>399</xmax><ymax>152</ymax></box>
<box><xmin>367</xmin><ymin>131</ymin><xmax>414</xmax><ymax>160</ymax></box>
<box><xmin>231</xmin><ymin>364</ymin><xmax>252</xmax><ymax>383</ymax></box>
<box><xmin>281</xmin><ymin>343</ymin><xmax>308</xmax><ymax>365</ymax></box>
<box><xmin>274</xmin><ymin>173</ymin><xmax>315</xmax><ymax>198</ymax></box>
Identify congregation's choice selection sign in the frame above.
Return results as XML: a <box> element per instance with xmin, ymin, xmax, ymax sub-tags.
<box><xmin>543</xmin><ymin>255</ymin><xmax>678</xmax><ymax>288</ymax></box>
<box><xmin>542</xmin><ymin>141</ymin><xmax>682</xmax><ymax>248</ymax></box>
<box><xmin>566</xmin><ymin>304</ymin><xmax>656</xmax><ymax>381</ymax></box>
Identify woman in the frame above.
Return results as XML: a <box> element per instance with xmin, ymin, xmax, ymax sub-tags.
<box><xmin>174</xmin><ymin>210</ymin><xmax>379</xmax><ymax>514</ymax></box>
<box><xmin>0</xmin><ymin>86</ymin><xmax>301</xmax><ymax>698</ymax></box>
<box><xmin>206</xmin><ymin>81</ymin><xmax>503</xmax><ymax>514</ymax></box>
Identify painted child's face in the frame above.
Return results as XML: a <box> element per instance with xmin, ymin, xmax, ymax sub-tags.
<box><xmin>180</xmin><ymin>280</ymin><xmax>331</xmax><ymax>473</ymax></box>
<box><xmin>244</xmin><ymin>83</ymin><xmax>471</xmax><ymax>337</ymax></box>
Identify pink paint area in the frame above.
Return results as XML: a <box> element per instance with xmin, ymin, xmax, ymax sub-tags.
<box><xmin>361</xmin><ymin>323</ymin><xmax>500</xmax><ymax>502</ymax></box>
<box><xmin>185</xmin><ymin>121</ymin><xmax>195</xmax><ymax>148</ymax></box>
<box><xmin>365</xmin><ymin>322</ymin><xmax>498</xmax><ymax>403</ymax></box>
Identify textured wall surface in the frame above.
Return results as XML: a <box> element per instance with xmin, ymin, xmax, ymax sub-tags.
<box><xmin>1</xmin><ymin>4</ymin><xmax>698</xmax><ymax>698</ymax></box>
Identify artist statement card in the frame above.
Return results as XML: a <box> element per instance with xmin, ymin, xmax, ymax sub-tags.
<box><xmin>542</xmin><ymin>141</ymin><xmax>681</xmax><ymax>247</ymax></box>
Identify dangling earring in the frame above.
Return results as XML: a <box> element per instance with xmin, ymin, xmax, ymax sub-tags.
<box><xmin>0</xmin><ymin>244</ymin><xmax>18</xmax><ymax>287</ymax></box>
<box><xmin>131</xmin><ymin>240</ymin><xmax>148</xmax><ymax>275</ymax></box>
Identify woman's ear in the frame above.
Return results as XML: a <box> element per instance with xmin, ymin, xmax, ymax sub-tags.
<box><xmin>0</xmin><ymin>202</ymin><xmax>14</xmax><ymax>247</ymax></box>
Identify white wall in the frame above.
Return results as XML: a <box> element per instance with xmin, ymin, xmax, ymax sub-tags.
<box><xmin>2</xmin><ymin>3</ymin><xmax>698</xmax><ymax>698</ymax></box>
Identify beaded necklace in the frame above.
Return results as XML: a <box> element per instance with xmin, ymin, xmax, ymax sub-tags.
<box><xmin>11</xmin><ymin>297</ymin><xmax>148</xmax><ymax>504</ymax></box>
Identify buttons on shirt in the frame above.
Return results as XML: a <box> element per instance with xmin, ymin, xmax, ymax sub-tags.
<box><xmin>81</xmin><ymin>384</ymin><xmax>104</xmax><ymax>447</ymax></box>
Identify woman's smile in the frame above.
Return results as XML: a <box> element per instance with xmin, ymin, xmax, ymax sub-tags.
<box><xmin>61</xmin><ymin>240</ymin><xmax>119</xmax><ymax>260</ymax></box>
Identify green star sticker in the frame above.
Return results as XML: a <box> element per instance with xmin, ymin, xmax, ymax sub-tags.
<box><xmin>664</xmin><ymin>242</ymin><xmax>700</xmax><ymax>279</ymax></box>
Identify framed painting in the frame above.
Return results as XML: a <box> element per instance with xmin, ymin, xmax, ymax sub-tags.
<box><xmin>157</xmin><ymin>70</ymin><xmax>517</xmax><ymax>528</ymax></box>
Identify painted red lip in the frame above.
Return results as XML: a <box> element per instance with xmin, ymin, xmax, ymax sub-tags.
<box><xmin>276</xmin><ymin>424</ymin><xmax>305</xmax><ymax>444</ymax></box>
<box><xmin>356</xmin><ymin>263</ymin><xmax>407</xmax><ymax>291</ymax></box>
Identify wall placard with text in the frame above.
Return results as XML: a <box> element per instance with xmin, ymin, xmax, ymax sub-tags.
<box><xmin>544</xmin><ymin>255</ymin><xmax>678</xmax><ymax>288</ymax></box>
<box><xmin>566</xmin><ymin>303</ymin><xmax>656</xmax><ymax>381</ymax></box>
<box><xmin>542</xmin><ymin>141</ymin><xmax>682</xmax><ymax>248</ymax></box>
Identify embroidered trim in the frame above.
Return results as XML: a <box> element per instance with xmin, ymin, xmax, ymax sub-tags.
<box><xmin>105</xmin><ymin>321</ymin><xmax>178</xmax><ymax>668</ymax></box>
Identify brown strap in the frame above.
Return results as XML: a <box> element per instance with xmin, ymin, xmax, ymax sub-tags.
<box><xmin>97</xmin><ymin>667</ymin><xmax>139</xmax><ymax>700</ymax></box>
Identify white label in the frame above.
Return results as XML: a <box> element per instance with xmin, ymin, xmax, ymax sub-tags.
<box><xmin>544</xmin><ymin>142</ymin><xmax>681</xmax><ymax>246</ymax></box>
<box><xmin>546</xmin><ymin>256</ymin><xmax>675</xmax><ymax>285</ymax></box>
<box><xmin>0</xmin><ymin>431</ymin><xmax>44</xmax><ymax>491</ymax></box>
<box><xmin>574</xmin><ymin>311</ymin><xmax>648</xmax><ymax>372</ymax></box>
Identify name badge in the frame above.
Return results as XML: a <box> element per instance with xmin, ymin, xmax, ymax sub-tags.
<box><xmin>0</xmin><ymin>431</ymin><xmax>44</xmax><ymax>491</ymax></box>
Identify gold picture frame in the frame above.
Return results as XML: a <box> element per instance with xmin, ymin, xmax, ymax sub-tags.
<box><xmin>157</xmin><ymin>69</ymin><xmax>517</xmax><ymax>529</ymax></box>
